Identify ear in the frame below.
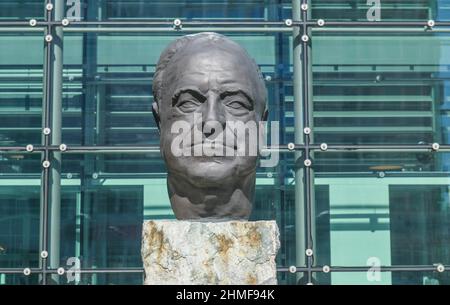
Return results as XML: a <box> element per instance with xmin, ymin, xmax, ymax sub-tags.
<box><xmin>262</xmin><ymin>108</ymin><xmax>268</xmax><ymax>121</ymax></box>
<box><xmin>152</xmin><ymin>102</ymin><xmax>161</xmax><ymax>132</ymax></box>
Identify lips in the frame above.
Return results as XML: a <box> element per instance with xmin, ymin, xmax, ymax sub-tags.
<box><xmin>191</xmin><ymin>141</ymin><xmax>238</xmax><ymax>151</ymax></box>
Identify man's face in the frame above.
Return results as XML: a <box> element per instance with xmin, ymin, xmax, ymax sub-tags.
<box><xmin>157</xmin><ymin>42</ymin><xmax>265</xmax><ymax>187</ymax></box>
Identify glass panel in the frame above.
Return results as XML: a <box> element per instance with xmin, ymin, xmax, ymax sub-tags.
<box><xmin>0</xmin><ymin>274</ymin><xmax>40</xmax><ymax>285</ymax></box>
<box><xmin>63</xmin><ymin>0</ymin><xmax>292</xmax><ymax>21</ymax></box>
<box><xmin>0</xmin><ymin>1</ymin><xmax>45</xmax><ymax>21</ymax></box>
<box><xmin>57</xmin><ymin>152</ymin><xmax>296</xmax><ymax>269</ymax></box>
<box><xmin>314</xmin><ymin>151</ymin><xmax>450</xmax><ymax>268</ymax></box>
<box><xmin>0</xmin><ymin>32</ymin><xmax>44</xmax><ymax>146</ymax></box>
<box><xmin>312</xmin><ymin>31</ymin><xmax>450</xmax><ymax>145</ymax></box>
<box><xmin>0</xmin><ymin>153</ymin><xmax>41</xmax><ymax>268</ymax></box>
<box><xmin>311</xmin><ymin>0</ymin><xmax>449</xmax><ymax>21</ymax></box>
<box><xmin>48</xmin><ymin>273</ymin><xmax>143</xmax><ymax>285</ymax></box>
<box><xmin>277</xmin><ymin>271</ymin><xmax>300</xmax><ymax>285</ymax></box>
<box><xmin>62</xmin><ymin>32</ymin><xmax>292</xmax><ymax>145</ymax></box>
<box><xmin>314</xmin><ymin>271</ymin><xmax>450</xmax><ymax>285</ymax></box>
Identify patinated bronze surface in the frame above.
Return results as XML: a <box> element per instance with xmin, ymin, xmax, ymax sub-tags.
<box><xmin>152</xmin><ymin>32</ymin><xmax>267</xmax><ymax>221</ymax></box>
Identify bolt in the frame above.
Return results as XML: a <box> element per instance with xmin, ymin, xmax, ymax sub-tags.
<box><xmin>173</xmin><ymin>18</ymin><xmax>182</xmax><ymax>29</ymax></box>
<box><xmin>284</xmin><ymin>19</ymin><xmax>293</xmax><ymax>27</ymax></box>
<box><xmin>23</xmin><ymin>268</ymin><xmax>31</xmax><ymax>276</ymax></box>
<box><xmin>289</xmin><ymin>266</ymin><xmax>297</xmax><ymax>273</ymax></box>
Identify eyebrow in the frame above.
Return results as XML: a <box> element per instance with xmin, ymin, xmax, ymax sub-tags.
<box><xmin>219</xmin><ymin>89</ymin><xmax>254</xmax><ymax>107</ymax></box>
<box><xmin>171</xmin><ymin>87</ymin><xmax>206</xmax><ymax>107</ymax></box>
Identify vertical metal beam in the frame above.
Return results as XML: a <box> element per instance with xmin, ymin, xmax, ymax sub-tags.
<box><xmin>40</xmin><ymin>0</ymin><xmax>53</xmax><ymax>286</ymax></box>
<box><xmin>292</xmin><ymin>0</ymin><xmax>306</xmax><ymax>281</ymax></box>
<box><xmin>303</xmin><ymin>0</ymin><xmax>316</xmax><ymax>285</ymax></box>
<box><xmin>49</xmin><ymin>0</ymin><xmax>64</xmax><ymax>283</ymax></box>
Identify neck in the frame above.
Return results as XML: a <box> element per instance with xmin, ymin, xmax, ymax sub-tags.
<box><xmin>167</xmin><ymin>172</ymin><xmax>255</xmax><ymax>221</ymax></box>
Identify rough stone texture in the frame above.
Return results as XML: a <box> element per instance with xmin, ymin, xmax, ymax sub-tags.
<box><xmin>142</xmin><ymin>220</ymin><xmax>280</xmax><ymax>285</ymax></box>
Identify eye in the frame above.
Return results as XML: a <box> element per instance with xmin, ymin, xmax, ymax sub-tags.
<box><xmin>177</xmin><ymin>100</ymin><xmax>200</xmax><ymax>112</ymax></box>
<box><xmin>226</xmin><ymin>100</ymin><xmax>251</xmax><ymax>111</ymax></box>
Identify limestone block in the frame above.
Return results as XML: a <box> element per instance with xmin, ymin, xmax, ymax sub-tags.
<box><xmin>142</xmin><ymin>220</ymin><xmax>280</xmax><ymax>285</ymax></box>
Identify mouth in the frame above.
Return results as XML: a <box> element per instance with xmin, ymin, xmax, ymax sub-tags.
<box><xmin>190</xmin><ymin>142</ymin><xmax>238</xmax><ymax>151</ymax></box>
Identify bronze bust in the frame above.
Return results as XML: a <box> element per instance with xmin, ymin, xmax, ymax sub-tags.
<box><xmin>152</xmin><ymin>32</ymin><xmax>267</xmax><ymax>221</ymax></box>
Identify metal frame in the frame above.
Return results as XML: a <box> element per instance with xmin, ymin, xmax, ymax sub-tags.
<box><xmin>0</xmin><ymin>0</ymin><xmax>449</xmax><ymax>285</ymax></box>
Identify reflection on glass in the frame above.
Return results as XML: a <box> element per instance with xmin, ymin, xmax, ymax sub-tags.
<box><xmin>50</xmin><ymin>273</ymin><xmax>143</xmax><ymax>285</ymax></box>
<box><xmin>314</xmin><ymin>152</ymin><xmax>450</xmax><ymax>281</ymax></box>
<box><xmin>0</xmin><ymin>155</ymin><xmax>41</xmax><ymax>270</ymax></box>
<box><xmin>63</xmin><ymin>0</ymin><xmax>291</xmax><ymax>21</ymax></box>
<box><xmin>0</xmin><ymin>1</ymin><xmax>44</xmax><ymax>21</ymax></box>
<box><xmin>58</xmin><ymin>153</ymin><xmax>296</xmax><ymax>270</ymax></box>
<box><xmin>62</xmin><ymin>33</ymin><xmax>292</xmax><ymax>145</ymax></box>
<box><xmin>311</xmin><ymin>0</ymin><xmax>449</xmax><ymax>21</ymax></box>
<box><xmin>0</xmin><ymin>274</ymin><xmax>39</xmax><ymax>285</ymax></box>
<box><xmin>312</xmin><ymin>31</ymin><xmax>450</xmax><ymax>144</ymax></box>
<box><xmin>0</xmin><ymin>33</ymin><xmax>43</xmax><ymax>146</ymax></box>
<box><xmin>314</xmin><ymin>271</ymin><xmax>450</xmax><ymax>285</ymax></box>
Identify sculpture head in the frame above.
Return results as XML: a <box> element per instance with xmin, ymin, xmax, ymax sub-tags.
<box><xmin>152</xmin><ymin>32</ymin><xmax>267</xmax><ymax>221</ymax></box>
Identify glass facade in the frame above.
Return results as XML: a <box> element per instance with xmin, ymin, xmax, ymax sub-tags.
<box><xmin>0</xmin><ymin>0</ymin><xmax>449</xmax><ymax>285</ymax></box>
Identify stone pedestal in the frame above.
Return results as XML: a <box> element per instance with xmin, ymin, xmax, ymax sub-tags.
<box><xmin>142</xmin><ymin>220</ymin><xmax>280</xmax><ymax>285</ymax></box>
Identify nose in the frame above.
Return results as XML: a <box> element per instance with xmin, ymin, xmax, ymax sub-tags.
<box><xmin>201</xmin><ymin>93</ymin><xmax>226</xmax><ymax>140</ymax></box>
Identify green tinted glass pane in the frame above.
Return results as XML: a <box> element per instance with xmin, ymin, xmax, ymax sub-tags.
<box><xmin>63</xmin><ymin>0</ymin><xmax>291</xmax><ymax>21</ymax></box>
<box><xmin>314</xmin><ymin>151</ymin><xmax>450</xmax><ymax>268</ymax></box>
<box><xmin>311</xmin><ymin>0</ymin><xmax>449</xmax><ymax>21</ymax></box>
<box><xmin>62</xmin><ymin>32</ymin><xmax>292</xmax><ymax>145</ymax></box>
<box><xmin>57</xmin><ymin>152</ymin><xmax>296</xmax><ymax>269</ymax></box>
<box><xmin>277</xmin><ymin>271</ymin><xmax>299</xmax><ymax>285</ymax></box>
<box><xmin>0</xmin><ymin>32</ymin><xmax>44</xmax><ymax>146</ymax></box>
<box><xmin>312</xmin><ymin>31</ymin><xmax>450</xmax><ymax>145</ymax></box>
<box><xmin>0</xmin><ymin>153</ymin><xmax>41</xmax><ymax>268</ymax></box>
<box><xmin>0</xmin><ymin>1</ymin><xmax>45</xmax><ymax>21</ymax></box>
<box><xmin>48</xmin><ymin>273</ymin><xmax>143</xmax><ymax>285</ymax></box>
<box><xmin>314</xmin><ymin>271</ymin><xmax>450</xmax><ymax>285</ymax></box>
<box><xmin>0</xmin><ymin>274</ymin><xmax>40</xmax><ymax>285</ymax></box>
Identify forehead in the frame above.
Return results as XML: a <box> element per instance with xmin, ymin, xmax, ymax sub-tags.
<box><xmin>164</xmin><ymin>47</ymin><xmax>257</xmax><ymax>94</ymax></box>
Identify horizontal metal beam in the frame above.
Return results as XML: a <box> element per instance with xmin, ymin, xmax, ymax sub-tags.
<box><xmin>0</xmin><ymin>265</ymin><xmax>447</xmax><ymax>275</ymax></box>
<box><xmin>63</xmin><ymin>27</ymin><xmax>292</xmax><ymax>33</ymax></box>
<box><xmin>2</xmin><ymin>144</ymin><xmax>450</xmax><ymax>154</ymax></box>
